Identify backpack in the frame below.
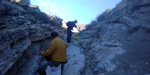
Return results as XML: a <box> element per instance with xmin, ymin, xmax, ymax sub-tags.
<box><xmin>67</xmin><ymin>22</ymin><xmax>75</xmax><ymax>29</ymax></box>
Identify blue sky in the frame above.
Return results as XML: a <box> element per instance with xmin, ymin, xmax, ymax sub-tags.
<box><xmin>31</xmin><ymin>0</ymin><xmax>121</xmax><ymax>24</ymax></box>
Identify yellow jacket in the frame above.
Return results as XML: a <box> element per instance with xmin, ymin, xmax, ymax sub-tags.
<box><xmin>41</xmin><ymin>37</ymin><xmax>67</xmax><ymax>62</ymax></box>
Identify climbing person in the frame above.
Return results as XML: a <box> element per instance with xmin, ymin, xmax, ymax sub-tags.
<box><xmin>37</xmin><ymin>32</ymin><xmax>67</xmax><ymax>75</ymax></box>
<box><xmin>66</xmin><ymin>20</ymin><xmax>79</xmax><ymax>43</ymax></box>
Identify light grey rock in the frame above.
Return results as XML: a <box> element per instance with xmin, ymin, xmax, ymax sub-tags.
<box><xmin>0</xmin><ymin>25</ymin><xmax>31</xmax><ymax>75</ymax></box>
<box><xmin>24</xmin><ymin>20</ymin><xmax>31</xmax><ymax>25</ymax></box>
<box><xmin>103</xmin><ymin>42</ymin><xmax>120</xmax><ymax>47</ymax></box>
<box><xmin>86</xmin><ymin>56</ymin><xmax>89</xmax><ymax>59</ymax></box>
<box><xmin>79</xmin><ymin>0</ymin><xmax>150</xmax><ymax>75</ymax></box>
<box><xmin>93</xmin><ymin>67</ymin><xmax>100</xmax><ymax>72</ymax></box>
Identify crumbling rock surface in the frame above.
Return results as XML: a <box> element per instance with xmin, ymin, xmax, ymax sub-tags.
<box><xmin>0</xmin><ymin>0</ymin><xmax>65</xmax><ymax>75</ymax></box>
<box><xmin>78</xmin><ymin>0</ymin><xmax>150</xmax><ymax>75</ymax></box>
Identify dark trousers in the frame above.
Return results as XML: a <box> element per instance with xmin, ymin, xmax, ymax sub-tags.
<box><xmin>67</xmin><ymin>29</ymin><xmax>72</xmax><ymax>43</ymax></box>
<box><xmin>37</xmin><ymin>61</ymin><xmax>66</xmax><ymax>75</ymax></box>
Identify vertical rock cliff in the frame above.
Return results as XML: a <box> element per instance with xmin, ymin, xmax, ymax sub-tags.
<box><xmin>78</xmin><ymin>0</ymin><xmax>150</xmax><ymax>75</ymax></box>
<box><xmin>0</xmin><ymin>0</ymin><xmax>65</xmax><ymax>75</ymax></box>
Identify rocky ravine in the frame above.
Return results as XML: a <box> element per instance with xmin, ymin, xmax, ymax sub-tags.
<box><xmin>0</xmin><ymin>0</ymin><xmax>65</xmax><ymax>75</ymax></box>
<box><xmin>0</xmin><ymin>0</ymin><xmax>150</xmax><ymax>75</ymax></box>
<box><xmin>77</xmin><ymin>0</ymin><xmax>150</xmax><ymax>75</ymax></box>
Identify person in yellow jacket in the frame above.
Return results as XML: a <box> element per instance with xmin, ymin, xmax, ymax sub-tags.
<box><xmin>37</xmin><ymin>32</ymin><xmax>67</xmax><ymax>75</ymax></box>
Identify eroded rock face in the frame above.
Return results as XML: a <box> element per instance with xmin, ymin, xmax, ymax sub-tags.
<box><xmin>0</xmin><ymin>0</ymin><xmax>65</xmax><ymax>75</ymax></box>
<box><xmin>78</xmin><ymin>0</ymin><xmax>150</xmax><ymax>75</ymax></box>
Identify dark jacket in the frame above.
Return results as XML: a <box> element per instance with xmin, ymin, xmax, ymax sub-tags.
<box><xmin>67</xmin><ymin>21</ymin><xmax>77</xmax><ymax>30</ymax></box>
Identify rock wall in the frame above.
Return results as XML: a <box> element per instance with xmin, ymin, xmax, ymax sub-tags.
<box><xmin>78</xmin><ymin>0</ymin><xmax>150</xmax><ymax>75</ymax></box>
<box><xmin>0</xmin><ymin>0</ymin><xmax>65</xmax><ymax>75</ymax></box>
<box><xmin>10</xmin><ymin>0</ymin><xmax>30</xmax><ymax>5</ymax></box>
